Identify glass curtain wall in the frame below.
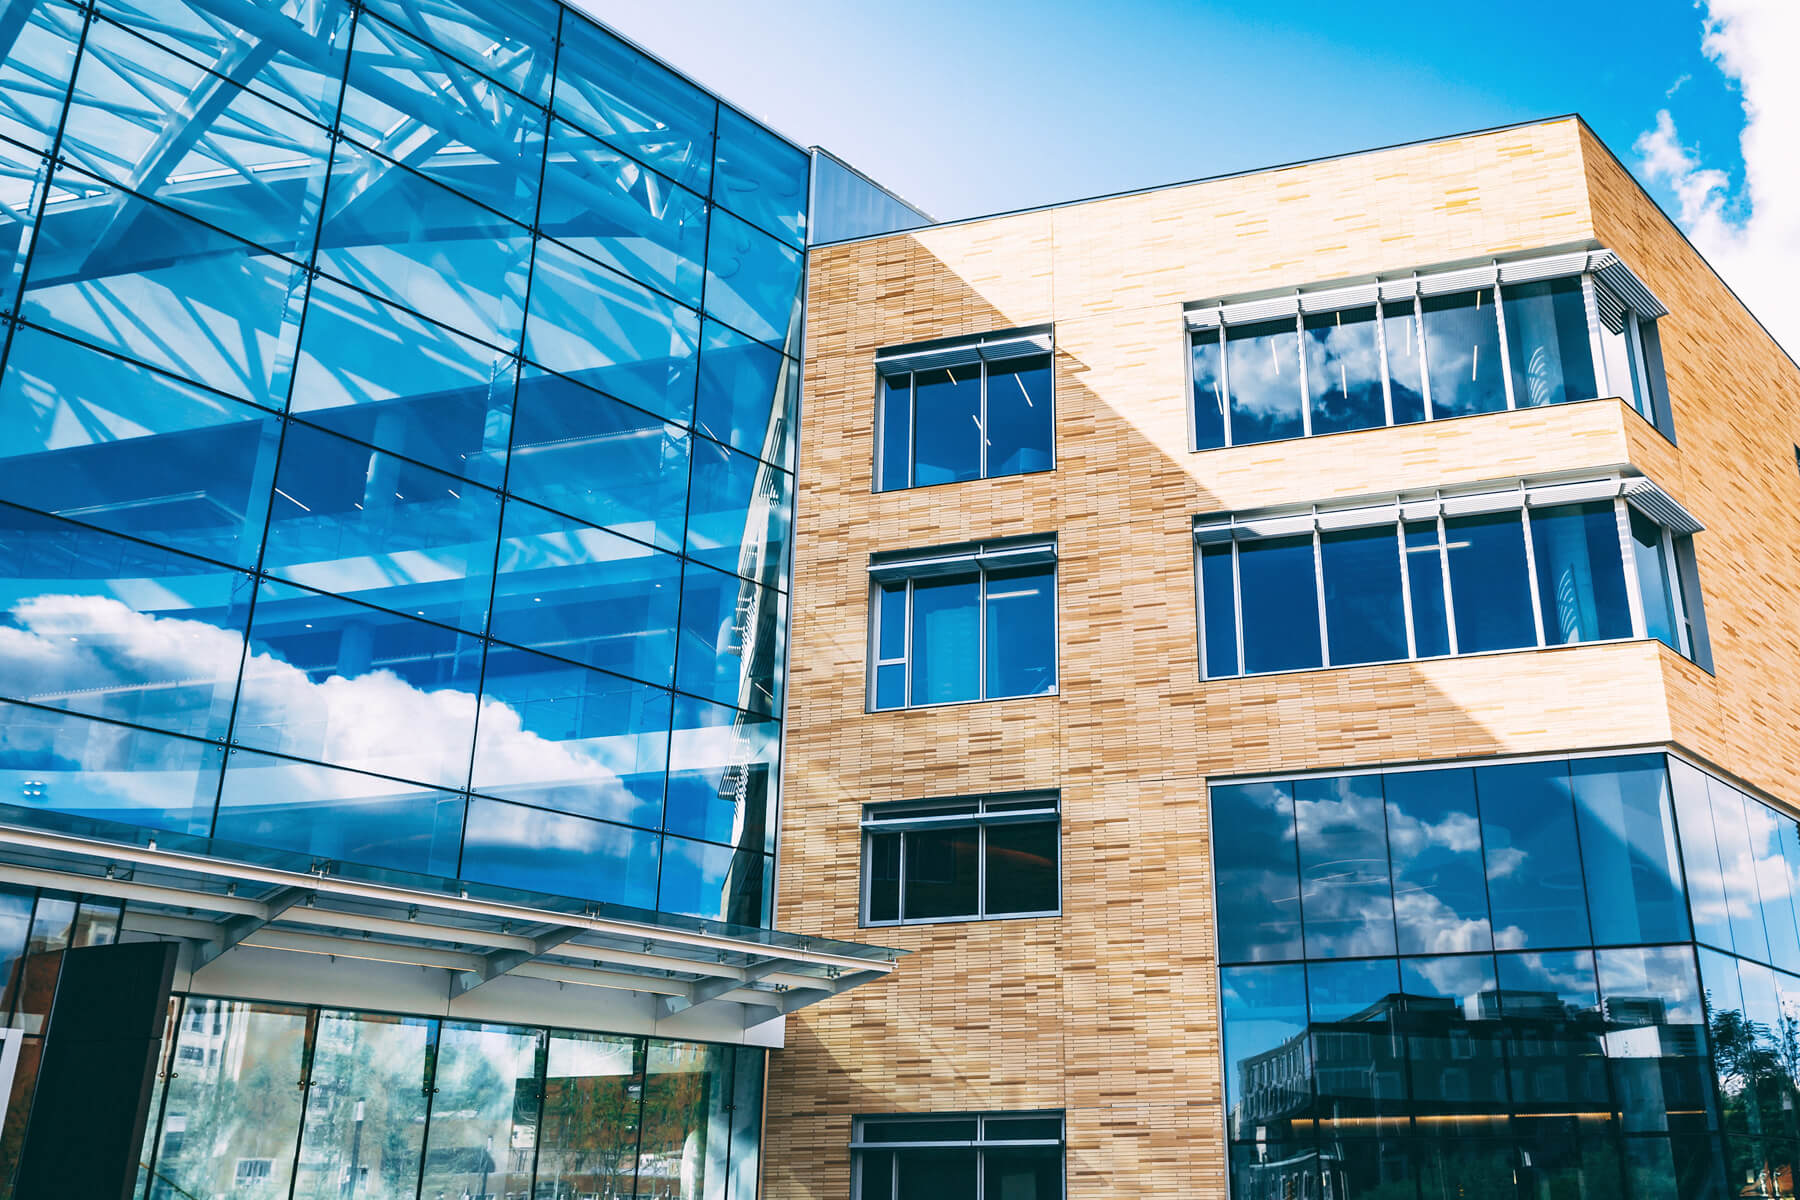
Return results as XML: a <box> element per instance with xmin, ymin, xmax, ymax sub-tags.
<box><xmin>1191</xmin><ymin>272</ymin><xmax>1662</xmax><ymax>451</ymax></box>
<box><xmin>1214</xmin><ymin>751</ymin><xmax>1800</xmax><ymax>1199</ymax></box>
<box><xmin>0</xmin><ymin>0</ymin><xmax>810</xmax><ymax>927</ymax></box>
<box><xmin>136</xmin><ymin>994</ymin><xmax>764</xmax><ymax>1200</ymax></box>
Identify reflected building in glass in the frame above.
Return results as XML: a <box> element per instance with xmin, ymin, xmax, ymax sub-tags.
<box><xmin>0</xmin><ymin>1</ymin><xmax>926</xmax><ymax>1197</ymax></box>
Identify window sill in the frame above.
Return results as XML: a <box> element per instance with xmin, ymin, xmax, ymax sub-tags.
<box><xmin>863</xmin><ymin>909</ymin><xmax>1061</xmax><ymax>930</ymax></box>
<box><xmin>868</xmin><ymin>687</ymin><xmax>1059</xmax><ymax>716</ymax></box>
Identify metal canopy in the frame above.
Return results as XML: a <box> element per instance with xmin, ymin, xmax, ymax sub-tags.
<box><xmin>0</xmin><ymin>818</ymin><xmax>902</xmax><ymax>1030</ymax></box>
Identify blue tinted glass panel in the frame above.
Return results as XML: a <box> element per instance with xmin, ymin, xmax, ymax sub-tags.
<box><xmin>1220</xmin><ymin>963</ymin><xmax>1310</xmax><ymax>1142</ymax></box>
<box><xmin>1695</xmin><ymin>947</ymin><xmax>1747</xmax><ymax>1136</ymax></box>
<box><xmin>461</xmin><ymin>798</ymin><xmax>659</xmax><ymax>909</ymax></box>
<box><xmin>0</xmin><ymin>325</ymin><xmax>281</xmax><ymax>567</ymax></box>
<box><xmin>1226</xmin><ymin>318</ymin><xmax>1303</xmax><ymax>446</ymax></box>
<box><xmin>1707</xmin><ymin>777</ymin><xmax>1772</xmax><ymax>964</ymax></box>
<box><xmin>339</xmin><ymin>13</ymin><xmax>546</xmax><ymax>224</ymax></box>
<box><xmin>1531</xmin><ymin>501</ymin><xmax>1632</xmax><ymax>644</ymax></box>
<box><xmin>1384</xmin><ymin>768</ymin><xmax>1492</xmax><ymax>955</ymax></box>
<box><xmin>1424</xmin><ymin>288</ymin><xmax>1506</xmax><ymax>418</ymax></box>
<box><xmin>704</xmin><ymin>209</ymin><xmax>803</xmax><ymax>354</ymax></box>
<box><xmin>1382</xmin><ymin>299</ymin><xmax>1426</xmax><ymax>425</ymax></box>
<box><xmin>876</xmin><ymin>583</ymin><xmax>906</xmax><ymax>661</ymax></box>
<box><xmin>1744</xmin><ymin>798</ymin><xmax>1800</xmax><ymax>975</ymax></box>
<box><xmin>233</xmin><ymin>581</ymin><xmax>480</xmax><ymax>789</ymax></box>
<box><xmin>316</xmin><ymin>139</ymin><xmax>529</xmax><ymax>350</ymax></box>
<box><xmin>1200</xmin><ymin>543</ymin><xmax>1238</xmax><ymax>678</ymax></box>
<box><xmin>1306</xmin><ymin>957</ymin><xmax>1407</xmax><ymax>1136</ymax></box>
<box><xmin>1304</xmin><ymin>307</ymin><xmax>1384</xmax><ymax>435</ymax></box>
<box><xmin>507</xmin><ymin>368</ymin><xmax>690</xmax><ymax>550</ymax></box>
<box><xmin>1238</xmin><ymin>536</ymin><xmax>1321</xmax><ymax>674</ymax></box>
<box><xmin>1477</xmin><ymin>760</ymin><xmax>1590</xmax><ymax>949</ymax></box>
<box><xmin>1630</xmin><ymin>511</ymin><xmax>1681</xmax><ymax>652</ymax></box>
<box><xmin>911</xmin><ymin>363</ymin><xmax>980</xmax><ymax>487</ymax></box>
<box><xmin>695</xmin><ymin>320</ymin><xmax>795</xmax><ymax>470</ymax></box>
<box><xmin>359</xmin><ymin>0</ymin><xmax>557</xmax><ymax>104</ymax></box>
<box><xmin>1494</xmin><ymin>949</ymin><xmax>1610</xmax><ymax>1129</ymax></box>
<box><xmin>1445</xmin><ymin>511</ymin><xmax>1536</xmax><ymax>653</ymax></box>
<box><xmin>553</xmin><ymin>16</ymin><xmax>715</xmax><ymax>192</ymax></box>
<box><xmin>99</xmin><ymin>0</ymin><xmax>353</xmax><ymax>126</ymax></box>
<box><xmin>489</xmin><ymin>497</ymin><xmax>679</xmax><ymax>686</ymax></box>
<box><xmin>0</xmin><ymin>2</ymin><xmax>84</xmax><ymax>151</ymax></box>
<box><xmin>1667</xmin><ymin>757</ymin><xmax>1735</xmax><ymax>952</ymax></box>
<box><xmin>22</xmin><ymin>165</ymin><xmax>307</xmax><ymax>409</ymax></box>
<box><xmin>289</xmin><ymin>276</ymin><xmax>517</xmax><ymax>485</ymax></box>
<box><xmin>1319</xmin><ymin>525</ymin><xmax>1406</xmax><ymax>666</ymax></box>
<box><xmin>0</xmin><ymin>142</ymin><xmax>50</xmax><ymax>314</ymax></box>
<box><xmin>712</xmin><ymin>107</ymin><xmax>806</xmax><ymax>246</ymax></box>
<box><xmin>1400</xmin><ymin>954</ymin><xmax>1508</xmax><ymax>1136</ymax></box>
<box><xmin>984</xmin><ymin>564</ymin><xmax>1056</xmax><ymax>700</ymax></box>
<box><xmin>524</xmin><ymin>239</ymin><xmax>699</xmax><ymax>426</ymax></box>
<box><xmin>1210</xmin><ymin>781</ymin><xmax>1302</xmax><ymax>963</ymax></box>
<box><xmin>1595</xmin><ymin>946</ymin><xmax>1714</xmax><ymax>1136</ymax></box>
<box><xmin>1732</xmin><ymin>960</ymin><xmax>1793</xmax><ymax>1141</ymax></box>
<box><xmin>987</xmin><ymin>357</ymin><xmax>1053</xmax><ymax>478</ymax></box>
<box><xmin>1571</xmin><ymin>755</ymin><xmax>1690</xmax><ymax>946</ymax></box>
<box><xmin>675</xmin><ymin>560</ymin><xmax>783</xmax><ymax>715</ymax></box>
<box><xmin>1403</xmin><ymin>521</ymin><xmax>1451</xmax><ymax>657</ymax></box>
<box><xmin>215</xmin><ymin>748</ymin><xmax>463</xmax><ymax>877</ymax></box>
<box><xmin>909</xmin><ymin>575</ymin><xmax>978</xmax><ymax>705</ymax></box>
<box><xmin>664</xmin><ymin>696</ymin><xmax>776</xmax><ymax>853</ymax></box>
<box><xmin>0</xmin><ymin>504</ymin><xmax>250</xmax><ymax>741</ymax></box>
<box><xmin>1295</xmin><ymin>774</ymin><xmax>1395</xmax><ymax>958</ymax></box>
<box><xmin>1192</xmin><ymin>330</ymin><xmax>1226</xmax><ymax>449</ymax></box>
<box><xmin>540</xmin><ymin>119</ymin><xmax>706</xmax><ymax>308</ymax></box>
<box><xmin>660</xmin><ymin>838</ymin><xmax>768</xmax><ymax>925</ymax></box>
<box><xmin>685</xmin><ymin>437</ymin><xmax>791</xmax><ymax>590</ymax></box>
<box><xmin>472</xmin><ymin>645</ymin><xmax>668</xmax><ymax>830</ymax></box>
<box><xmin>0</xmin><ymin>699</ymin><xmax>221</xmax><ymax>835</ymax></box>
<box><xmin>262</xmin><ymin>423</ymin><xmax>500</xmax><ymax>633</ymax></box>
<box><xmin>877</xmin><ymin>372</ymin><xmax>912</xmax><ymax>490</ymax></box>
<box><xmin>1504</xmin><ymin>278</ymin><xmax>1597</xmax><ymax>408</ymax></box>
<box><xmin>60</xmin><ymin>20</ymin><xmax>331</xmax><ymax>259</ymax></box>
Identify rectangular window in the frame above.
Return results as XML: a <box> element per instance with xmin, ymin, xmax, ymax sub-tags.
<box><xmin>869</xmin><ymin>540</ymin><xmax>1057</xmax><ymax>709</ymax></box>
<box><xmin>1189</xmin><ymin>255</ymin><xmax>1671</xmax><ymax>453</ymax></box>
<box><xmin>874</xmin><ymin>330</ymin><xmax>1053</xmax><ymax>491</ymax></box>
<box><xmin>862</xmin><ymin>793</ymin><xmax>1060</xmax><ymax>925</ymax></box>
<box><xmin>852</xmin><ymin>1112</ymin><xmax>1063</xmax><ymax>1200</ymax></box>
<box><xmin>1196</xmin><ymin>481</ymin><xmax>1706</xmax><ymax>677</ymax></box>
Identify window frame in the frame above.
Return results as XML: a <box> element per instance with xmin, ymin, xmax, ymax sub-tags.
<box><xmin>1187</xmin><ymin>251</ymin><xmax>1674</xmax><ymax>454</ymax></box>
<box><xmin>867</xmin><ymin>539</ymin><xmax>1060</xmax><ymax>711</ymax></box>
<box><xmin>850</xmin><ymin>1111</ymin><xmax>1066</xmax><ymax>1200</ymax></box>
<box><xmin>1194</xmin><ymin>476</ymin><xmax>1704</xmax><ymax>680</ymax></box>
<box><xmin>860</xmin><ymin>792</ymin><xmax>1062</xmax><ymax>928</ymax></box>
<box><xmin>872</xmin><ymin>328</ymin><xmax>1056</xmax><ymax>492</ymax></box>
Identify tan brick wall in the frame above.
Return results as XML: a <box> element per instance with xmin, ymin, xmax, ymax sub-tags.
<box><xmin>767</xmin><ymin>118</ymin><xmax>1800</xmax><ymax>1196</ymax></box>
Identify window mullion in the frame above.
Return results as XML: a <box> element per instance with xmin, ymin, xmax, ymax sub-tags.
<box><xmin>1231</xmin><ymin>536</ymin><xmax>1245</xmax><ymax>673</ymax></box>
<box><xmin>907</xmin><ymin>370</ymin><xmax>918</xmax><ymax>488</ymax></box>
<box><xmin>1414</xmin><ymin>293</ymin><xmax>1433</xmax><ymax>421</ymax></box>
<box><xmin>978</xmin><ymin>362</ymin><xmax>989</xmax><ymax>480</ymax></box>
<box><xmin>1521</xmin><ymin>504</ymin><xmax>1547</xmax><ymax>647</ymax></box>
<box><xmin>1395</xmin><ymin>519</ymin><xmax>1417</xmax><ymax>660</ymax></box>
<box><xmin>904</xmin><ymin>578</ymin><xmax>915</xmax><ymax>707</ymax></box>
<box><xmin>1295</xmin><ymin>310</ymin><xmax>1312</xmax><ymax>439</ymax></box>
<box><xmin>897</xmin><ymin>830</ymin><xmax>907</xmax><ymax>923</ymax></box>
<box><xmin>977</xmin><ymin>567</ymin><xmax>988</xmax><ymax>701</ymax></box>
<box><xmin>977</xmin><ymin>823</ymin><xmax>988</xmax><ymax>920</ymax></box>
<box><xmin>1375</xmin><ymin>298</ymin><xmax>1395</xmax><ymax>428</ymax></box>
<box><xmin>1614</xmin><ymin>497</ymin><xmax>1648</xmax><ymax>640</ymax></box>
<box><xmin>1220</xmin><ymin>325</ymin><xmax>1234</xmax><ymax>448</ymax></box>
<box><xmin>1311</xmin><ymin>523</ymin><xmax>1330</xmax><ymax>666</ymax></box>
<box><xmin>1437</xmin><ymin>512</ymin><xmax>1458</xmax><ymax>655</ymax></box>
<box><xmin>1493</xmin><ymin>273</ymin><xmax>1516</xmax><ymax>410</ymax></box>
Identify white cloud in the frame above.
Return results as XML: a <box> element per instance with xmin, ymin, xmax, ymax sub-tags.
<box><xmin>1635</xmin><ymin>0</ymin><xmax>1800</xmax><ymax>357</ymax></box>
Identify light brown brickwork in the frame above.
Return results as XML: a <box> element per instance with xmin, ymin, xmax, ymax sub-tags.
<box><xmin>768</xmin><ymin>117</ymin><xmax>1800</xmax><ymax>1196</ymax></box>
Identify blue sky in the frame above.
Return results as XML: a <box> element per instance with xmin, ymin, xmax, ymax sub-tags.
<box><xmin>580</xmin><ymin>0</ymin><xmax>1796</xmax><ymax>351</ymax></box>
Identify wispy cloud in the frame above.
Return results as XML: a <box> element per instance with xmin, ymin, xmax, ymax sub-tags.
<box><xmin>1635</xmin><ymin>0</ymin><xmax>1800</xmax><ymax>356</ymax></box>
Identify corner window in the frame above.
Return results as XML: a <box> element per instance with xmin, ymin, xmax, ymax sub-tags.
<box><xmin>853</xmin><ymin>1112</ymin><xmax>1064</xmax><ymax>1200</ymax></box>
<box><xmin>1189</xmin><ymin>251</ymin><xmax>1674</xmax><ymax>452</ymax></box>
<box><xmin>870</xmin><ymin>539</ymin><xmax>1057</xmax><ymax>709</ymax></box>
<box><xmin>863</xmin><ymin>793</ymin><xmax>1060</xmax><ymax>926</ymax></box>
<box><xmin>1196</xmin><ymin>477</ymin><xmax>1707</xmax><ymax>678</ymax></box>
<box><xmin>875</xmin><ymin>329</ymin><xmax>1053</xmax><ymax>491</ymax></box>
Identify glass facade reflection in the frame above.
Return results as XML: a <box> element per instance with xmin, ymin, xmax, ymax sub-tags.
<box><xmin>0</xmin><ymin>0</ymin><xmax>810</xmax><ymax>928</ymax></box>
<box><xmin>1213</xmin><ymin>751</ymin><xmax>1800</xmax><ymax>1199</ymax></box>
<box><xmin>137</xmin><ymin>994</ymin><xmax>763</xmax><ymax>1200</ymax></box>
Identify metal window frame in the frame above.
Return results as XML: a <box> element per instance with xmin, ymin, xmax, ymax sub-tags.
<box><xmin>850</xmin><ymin>1111</ymin><xmax>1066</xmax><ymax>1200</ymax></box>
<box><xmin>861</xmin><ymin>794</ymin><xmax>1062</xmax><ymax>927</ymax></box>
<box><xmin>873</xmin><ymin>333</ymin><xmax>1057</xmax><ymax>492</ymax></box>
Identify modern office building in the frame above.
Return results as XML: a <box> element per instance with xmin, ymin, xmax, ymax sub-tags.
<box><xmin>0</xmin><ymin>0</ymin><xmax>925</xmax><ymax>1196</ymax></box>
<box><xmin>773</xmin><ymin>116</ymin><xmax>1800</xmax><ymax>1200</ymax></box>
<box><xmin>4</xmin><ymin>5</ymin><xmax>1800</xmax><ymax>1200</ymax></box>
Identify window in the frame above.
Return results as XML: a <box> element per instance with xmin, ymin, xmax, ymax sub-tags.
<box><xmin>863</xmin><ymin>793</ymin><xmax>1059</xmax><ymax>925</ymax></box>
<box><xmin>234</xmin><ymin>1158</ymin><xmax>273</xmax><ymax>1185</ymax></box>
<box><xmin>852</xmin><ymin>1112</ymin><xmax>1063</xmax><ymax>1200</ymax></box>
<box><xmin>870</xmin><ymin>539</ymin><xmax>1057</xmax><ymax>709</ymax></box>
<box><xmin>1188</xmin><ymin>251</ymin><xmax>1675</xmax><ymax>452</ymax></box>
<box><xmin>875</xmin><ymin>329</ymin><xmax>1054</xmax><ymax>491</ymax></box>
<box><xmin>1195</xmin><ymin>476</ymin><xmax>1707</xmax><ymax>678</ymax></box>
